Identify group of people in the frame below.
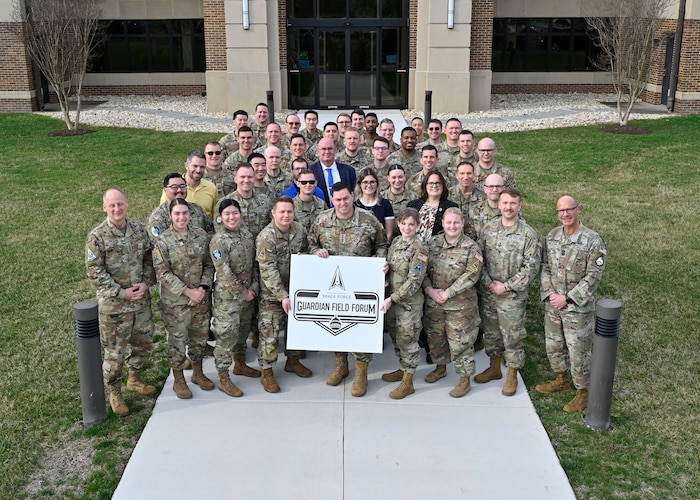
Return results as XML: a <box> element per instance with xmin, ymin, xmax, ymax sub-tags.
<box><xmin>86</xmin><ymin>102</ymin><xmax>606</xmax><ymax>417</ymax></box>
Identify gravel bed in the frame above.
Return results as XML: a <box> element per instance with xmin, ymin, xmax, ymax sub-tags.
<box><xmin>37</xmin><ymin>93</ymin><xmax>674</xmax><ymax>134</ymax></box>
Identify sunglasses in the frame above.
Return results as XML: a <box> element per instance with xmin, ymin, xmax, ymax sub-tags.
<box><xmin>206</xmin><ymin>151</ymin><xmax>223</xmax><ymax>156</ymax></box>
<box><xmin>298</xmin><ymin>180</ymin><xmax>316</xmax><ymax>185</ymax></box>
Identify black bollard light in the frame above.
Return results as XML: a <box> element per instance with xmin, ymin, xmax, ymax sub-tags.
<box><xmin>266</xmin><ymin>90</ymin><xmax>275</xmax><ymax>122</ymax></box>
<box><xmin>74</xmin><ymin>301</ymin><xmax>107</xmax><ymax>427</ymax></box>
<box><xmin>424</xmin><ymin>90</ymin><xmax>432</xmax><ymax>124</ymax></box>
<box><xmin>586</xmin><ymin>299</ymin><xmax>622</xmax><ymax>431</ymax></box>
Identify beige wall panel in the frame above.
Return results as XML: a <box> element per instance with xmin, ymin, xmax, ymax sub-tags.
<box><xmin>145</xmin><ymin>1</ymin><xmax>173</xmax><ymax>17</ymax></box>
<box><xmin>206</xmin><ymin>71</ymin><xmax>228</xmax><ymax>112</ymax></box>
<box><xmin>226</xmin><ymin>25</ymin><xmax>268</xmax><ymax>48</ymax></box>
<box><xmin>228</xmin><ymin>73</ymin><xmax>272</xmax><ymax>111</ymax></box>
<box><xmin>98</xmin><ymin>2</ymin><xmax>121</xmax><ymax>18</ymax></box>
<box><xmin>496</xmin><ymin>0</ymin><xmax>598</xmax><ymax>17</ymax></box>
<box><xmin>428</xmin><ymin>24</ymin><xmax>472</xmax><ymax>47</ymax></box>
<box><xmin>227</xmin><ymin>47</ymin><xmax>268</xmax><ymax>71</ymax></box>
<box><xmin>685</xmin><ymin>0</ymin><xmax>700</xmax><ymax>19</ymax></box>
<box><xmin>118</xmin><ymin>1</ymin><xmax>148</xmax><ymax>18</ymax></box>
<box><xmin>469</xmin><ymin>70</ymin><xmax>492</xmax><ymax>111</ymax></box>
<box><xmin>171</xmin><ymin>0</ymin><xmax>203</xmax><ymax>17</ymax></box>
<box><xmin>0</xmin><ymin>0</ymin><xmax>14</xmax><ymax>23</ymax></box>
<box><xmin>491</xmin><ymin>71</ymin><xmax>612</xmax><ymax>85</ymax></box>
<box><xmin>425</xmin><ymin>75</ymin><xmax>470</xmax><ymax>114</ymax></box>
<box><xmin>226</xmin><ymin>0</ymin><xmax>265</xmax><ymax>23</ymax></box>
<box><xmin>426</xmin><ymin>0</ymin><xmax>472</xmax><ymax>23</ymax></box>
<box><xmin>425</xmin><ymin>48</ymin><xmax>470</xmax><ymax>71</ymax></box>
<box><xmin>0</xmin><ymin>90</ymin><xmax>36</xmax><ymax>98</ymax></box>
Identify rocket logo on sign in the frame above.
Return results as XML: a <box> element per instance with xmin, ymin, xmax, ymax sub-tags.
<box><xmin>293</xmin><ymin>266</ymin><xmax>379</xmax><ymax>336</ymax></box>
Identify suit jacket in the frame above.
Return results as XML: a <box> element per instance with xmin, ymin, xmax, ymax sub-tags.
<box><xmin>310</xmin><ymin>161</ymin><xmax>357</xmax><ymax>207</ymax></box>
<box><xmin>407</xmin><ymin>198</ymin><xmax>459</xmax><ymax>237</ymax></box>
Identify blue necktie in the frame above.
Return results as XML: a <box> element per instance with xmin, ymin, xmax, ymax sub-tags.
<box><xmin>326</xmin><ymin>167</ymin><xmax>334</xmax><ymax>204</ymax></box>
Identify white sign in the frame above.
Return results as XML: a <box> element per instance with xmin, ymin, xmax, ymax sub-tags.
<box><xmin>287</xmin><ymin>254</ymin><xmax>385</xmax><ymax>353</ymax></box>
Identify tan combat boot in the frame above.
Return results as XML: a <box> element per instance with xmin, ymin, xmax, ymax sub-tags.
<box><xmin>233</xmin><ymin>355</ymin><xmax>261</xmax><ymax>378</ymax></box>
<box><xmin>535</xmin><ymin>372</ymin><xmax>571</xmax><ymax>393</ymax></box>
<box><xmin>351</xmin><ymin>360</ymin><xmax>369</xmax><ymax>397</ymax></box>
<box><xmin>474</xmin><ymin>355</ymin><xmax>503</xmax><ymax>384</ymax></box>
<box><xmin>389</xmin><ymin>372</ymin><xmax>415</xmax><ymax>399</ymax></box>
<box><xmin>126</xmin><ymin>370</ymin><xmax>156</xmax><ymax>395</ymax></box>
<box><xmin>284</xmin><ymin>356</ymin><xmax>313</xmax><ymax>378</ymax></box>
<box><xmin>109</xmin><ymin>382</ymin><xmax>129</xmax><ymax>416</ymax></box>
<box><xmin>424</xmin><ymin>364</ymin><xmax>447</xmax><ymax>383</ymax></box>
<box><xmin>191</xmin><ymin>360</ymin><xmax>215</xmax><ymax>390</ymax></box>
<box><xmin>218</xmin><ymin>372</ymin><xmax>243</xmax><ymax>397</ymax></box>
<box><xmin>449</xmin><ymin>376</ymin><xmax>472</xmax><ymax>398</ymax></box>
<box><xmin>326</xmin><ymin>353</ymin><xmax>349</xmax><ymax>386</ymax></box>
<box><xmin>172</xmin><ymin>369</ymin><xmax>192</xmax><ymax>399</ymax></box>
<box><xmin>381</xmin><ymin>368</ymin><xmax>404</xmax><ymax>382</ymax></box>
<box><xmin>261</xmin><ymin>368</ymin><xmax>280</xmax><ymax>393</ymax></box>
<box><xmin>502</xmin><ymin>367</ymin><xmax>518</xmax><ymax>396</ymax></box>
<box><xmin>564</xmin><ymin>389</ymin><xmax>589</xmax><ymax>413</ymax></box>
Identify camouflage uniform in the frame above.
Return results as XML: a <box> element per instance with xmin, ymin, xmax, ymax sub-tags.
<box><xmin>448</xmin><ymin>185</ymin><xmax>486</xmax><ymax>240</ymax></box>
<box><xmin>373</xmin><ymin>163</ymin><xmax>392</xmax><ymax>192</ymax></box>
<box><xmin>153</xmin><ymin>227</ymin><xmax>214</xmax><ymax>369</ymax></box>
<box><xmin>387</xmin><ymin>150</ymin><xmax>422</xmax><ymax>178</ymax></box>
<box><xmin>264</xmin><ymin>170</ymin><xmax>294</xmax><ymax>198</ymax></box>
<box><xmin>381</xmin><ymin>188</ymin><xmax>419</xmax><ymax>239</ymax></box>
<box><xmin>473</xmin><ymin>162</ymin><xmax>517</xmax><ymax>190</ymax></box>
<box><xmin>209</xmin><ymin>226</ymin><xmax>259</xmax><ymax>372</ymax></box>
<box><xmin>256</xmin><ymin>221</ymin><xmax>308</xmax><ymax>369</ymax></box>
<box><xmin>253</xmin><ymin>184</ymin><xmax>277</xmax><ymax>201</ymax></box>
<box><xmin>223</xmin><ymin>150</ymin><xmax>252</xmax><ymax>172</ymax></box>
<box><xmin>336</xmin><ymin>148</ymin><xmax>374</xmax><ymax>172</ymax></box>
<box><xmin>308</xmin><ymin>207</ymin><xmax>388</xmax><ymax>362</ymax></box>
<box><xmin>469</xmin><ymin>202</ymin><xmax>501</xmax><ymax>240</ymax></box>
<box><xmin>385</xmin><ymin>235</ymin><xmax>428</xmax><ymax>374</ymax></box>
<box><xmin>478</xmin><ymin>219</ymin><xmax>541</xmax><ymax>369</ymax></box>
<box><xmin>444</xmin><ymin>152</ymin><xmax>478</xmax><ymax>186</ymax></box>
<box><xmin>219</xmin><ymin>131</ymin><xmax>240</xmax><ymax>156</ymax></box>
<box><xmin>204</xmin><ymin>167</ymin><xmax>237</xmax><ymax>199</ymax></box>
<box><xmin>249</xmin><ymin>121</ymin><xmax>268</xmax><ymax>142</ymax></box>
<box><xmin>417</xmin><ymin>139</ymin><xmax>448</xmax><ymax>152</ymax></box>
<box><xmin>293</xmin><ymin>196</ymin><xmax>326</xmax><ymax>233</ymax></box>
<box><xmin>362</xmin><ymin>133</ymin><xmax>379</xmax><ymax>148</ymax></box>
<box><xmin>86</xmin><ymin>218</ymin><xmax>156</xmax><ymax>385</ymax></box>
<box><xmin>214</xmin><ymin>191</ymin><xmax>272</xmax><ymax>237</ymax></box>
<box><xmin>541</xmin><ymin>223</ymin><xmax>606</xmax><ymax>389</ymax></box>
<box><xmin>147</xmin><ymin>200</ymin><xmax>214</xmax><ymax>241</ymax></box>
<box><xmin>423</xmin><ymin>234</ymin><xmax>483</xmax><ymax>376</ymax></box>
<box><xmin>300</xmin><ymin>127</ymin><xmax>323</xmax><ymax>145</ymax></box>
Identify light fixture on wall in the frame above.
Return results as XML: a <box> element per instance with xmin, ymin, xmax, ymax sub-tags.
<box><xmin>243</xmin><ymin>0</ymin><xmax>250</xmax><ymax>30</ymax></box>
<box><xmin>447</xmin><ymin>0</ymin><xmax>454</xmax><ymax>29</ymax></box>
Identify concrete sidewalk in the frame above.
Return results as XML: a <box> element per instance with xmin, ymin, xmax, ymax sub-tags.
<box><xmin>113</xmin><ymin>337</ymin><xmax>575</xmax><ymax>500</ymax></box>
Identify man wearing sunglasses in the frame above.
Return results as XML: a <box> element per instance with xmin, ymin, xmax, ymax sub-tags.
<box><xmin>204</xmin><ymin>141</ymin><xmax>236</xmax><ymax>199</ymax></box>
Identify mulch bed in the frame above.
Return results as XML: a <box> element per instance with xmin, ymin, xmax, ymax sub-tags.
<box><xmin>47</xmin><ymin>129</ymin><xmax>96</xmax><ymax>137</ymax></box>
<box><xmin>601</xmin><ymin>125</ymin><xmax>652</xmax><ymax>135</ymax></box>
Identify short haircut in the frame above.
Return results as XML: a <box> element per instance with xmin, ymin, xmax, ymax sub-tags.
<box><xmin>351</xmin><ymin>109</ymin><xmax>366</xmax><ymax>118</ymax></box>
<box><xmin>273</xmin><ymin>195</ymin><xmax>295</xmax><ymax>209</ymax></box>
<box><xmin>291</xmin><ymin>158</ymin><xmax>309</xmax><ymax>169</ymax></box>
<box><xmin>289</xmin><ymin>133</ymin><xmax>306</xmax><ymax>143</ymax></box>
<box><xmin>233</xmin><ymin>109</ymin><xmax>248</xmax><ymax>120</ymax></box>
<box><xmin>323</xmin><ymin>121</ymin><xmax>338</xmax><ymax>131</ymax></box>
<box><xmin>187</xmin><ymin>149</ymin><xmax>205</xmax><ymax>163</ymax></box>
<box><xmin>401</xmin><ymin>126</ymin><xmax>417</xmax><ymax>136</ymax></box>
<box><xmin>205</xmin><ymin>140</ymin><xmax>221</xmax><ymax>148</ymax></box>
<box><xmin>331</xmin><ymin>181</ymin><xmax>351</xmax><ymax>196</ymax></box>
<box><xmin>344</xmin><ymin>126</ymin><xmax>360</xmax><ymax>135</ymax></box>
<box><xmin>428</xmin><ymin>118</ymin><xmax>442</xmax><ymax>128</ymax></box>
<box><xmin>421</xmin><ymin>144</ymin><xmax>438</xmax><ymax>156</ymax></box>
<box><xmin>501</xmin><ymin>188</ymin><xmax>522</xmax><ymax>202</ymax></box>
<box><xmin>456</xmin><ymin>161</ymin><xmax>474</xmax><ymax>172</ymax></box>
<box><xmin>255</xmin><ymin>102</ymin><xmax>269</xmax><ymax>110</ymax></box>
<box><xmin>380</xmin><ymin>118</ymin><xmax>395</xmax><ymax>127</ymax></box>
<box><xmin>446</xmin><ymin>117</ymin><xmax>462</xmax><ymax>127</ymax></box>
<box><xmin>247</xmin><ymin>152</ymin><xmax>265</xmax><ymax>163</ymax></box>
<box><xmin>163</xmin><ymin>172</ymin><xmax>185</xmax><ymax>187</ymax></box>
<box><xmin>459</xmin><ymin>129</ymin><xmax>475</xmax><ymax>138</ymax></box>
<box><xmin>304</xmin><ymin>110</ymin><xmax>318</xmax><ymax>119</ymax></box>
<box><xmin>411</xmin><ymin>117</ymin><xmax>424</xmax><ymax>125</ymax></box>
<box><xmin>296</xmin><ymin>168</ymin><xmax>315</xmax><ymax>178</ymax></box>
<box><xmin>397</xmin><ymin>207</ymin><xmax>420</xmax><ymax>224</ymax></box>
<box><xmin>365</xmin><ymin>112</ymin><xmax>378</xmax><ymax>120</ymax></box>
<box><xmin>373</xmin><ymin>137</ymin><xmax>390</xmax><ymax>146</ymax></box>
<box><xmin>237</xmin><ymin>125</ymin><xmax>253</xmax><ymax>135</ymax></box>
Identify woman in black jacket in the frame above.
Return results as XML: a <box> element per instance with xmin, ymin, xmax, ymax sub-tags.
<box><xmin>407</xmin><ymin>171</ymin><xmax>458</xmax><ymax>241</ymax></box>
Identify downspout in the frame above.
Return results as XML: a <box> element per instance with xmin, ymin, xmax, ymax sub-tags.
<box><xmin>242</xmin><ymin>0</ymin><xmax>250</xmax><ymax>30</ymax></box>
<box><xmin>447</xmin><ymin>0</ymin><xmax>455</xmax><ymax>29</ymax></box>
<box><xmin>667</xmin><ymin>0</ymin><xmax>685</xmax><ymax>111</ymax></box>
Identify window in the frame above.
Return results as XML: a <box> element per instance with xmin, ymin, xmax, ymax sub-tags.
<box><xmin>492</xmin><ymin>18</ymin><xmax>601</xmax><ymax>72</ymax></box>
<box><xmin>92</xmin><ymin>19</ymin><xmax>205</xmax><ymax>72</ymax></box>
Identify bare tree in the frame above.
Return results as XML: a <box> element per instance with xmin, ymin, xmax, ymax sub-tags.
<box><xmin>585</xmin><ymin>0</ymin><xmax>673</xmax><ymax>126</ymax></box>
<box><xmin>11</xmin><ymin>0</ymin><xmax>104</xmax><ymax>130</ymax></box>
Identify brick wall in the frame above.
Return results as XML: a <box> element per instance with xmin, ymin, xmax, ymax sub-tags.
<box><xmin>81</xmin><ymin>84</ymin><xmax>206</xmax><ymax>96</ymax></box>
<box><xmin>409</xmin><ymin>0</ymin><xmax>417</xmax><ymax>69</ymax></box>
<box><xmin>203</xmin><ymin>0</ymin><xmax>226</xmax><ymax>71</ymax></box>
<box><xmin>492</xmin><ymin>83</ymin><xmax>615</xmax><ymax>94</ymax></box>
<box><xmin>675</xmin><ymin>18</ymin><xmax>700</xmax><ymax>112</ymax></box>
<box><xmin>470</xmin><ymin>0</ymin><xmax>493</xmax><ymax>70</ymax></box>
<box><xmin>279</xmin><ymin>0</ymin><xmax>287</xmax><ymax>68</ymax></box>
<box><xmin>0</xmin><ymin>22</ymin><xmax>39</xmax><ymax>112</ymax></box>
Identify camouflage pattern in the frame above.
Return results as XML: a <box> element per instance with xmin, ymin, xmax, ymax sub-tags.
<box><xmin>214</xmin><ymin>191</ymin><xmax>272</xmax><ymax>237</ymax></box>
<box><xmin>336</xmin><ymin>148</ymin><xmax>374</xmax><ymax>172</ymax></box>
<box><xmin>473</xmin><ymin>161</ymin><xmax>517</xmax><ymax>190</ymax></box>
<box><xmin>293</xmin><ymin>196</ymin><xmax>326</xmax><ymax>233</ymax></box>
<box><xmin>223</xmin><ymin>150</ymin><xmax>252</xmax><ymax>172</ymax></box>
<box><xmin>385</xmin><ymin>235</ymin><xmax>428</xmax><ymax>373</ymax></box>
<box><xmin>308</xmin><ymin>207</ymin><xmax>388</xmax><ymax>362</ymax></box>
<box><xmin>469</xmin><ymin>201</ymin><xmax>501</xmax><ymax>239</ymax></box>
<box><xmin>209</xmin><ymin>226</ymin><xmax>259</xmax><ymax>372</ymax></box>
<box><xmin>541</xmin><ymin>223</ymin><xmax>606</xmax><ymax>389</ymax></box>
<box><xmin>86</xmin><ymin>218</ymin><xmax>156</xmax><ymax>384</ymax></box>
<box><xmin>448</xmin><ymin>185</ymin><xmax>486</xmax><ymax>240</ymax></box>
<box><xmin>373</xmin><ymin>163</ymin><xmax>392</xmax><ymax>192</ymax></box>
<box><xmin>300</xmin><ymin>127</ymin><xmax>323</xmax><ymax>145</ymax></box>
<box><xmin>219</xmin><ymin>131</ymin><xmax>239</xmax><ymax>155</ymax></box>
<box><xmin>423</xmin><ymin>234</ymin><xmax>483</xmax><ymax>376</ymax></box>
<box><xmin>204</xmin><ymin>167</ymin><xmax>237</xmax><ymax>199</ymax></box>
<box><xmin>444</xmin><ymin>152</ymin><xmax>478</xmax><ymax>186</ymax></box>
<box><xmin>255</xmin><ymin>221</ymin><xmax>308</xmax><ymax>368</ymax></box>
<box><xmin>147</xmin><ymin>200</ymin><xmax>214</xmax><ymax>242</ymax></box>
<box><xmin>264</xmin><ymin>170</ymin><xmax>294</xmax><ymax>198</ymax></box>
<box><xmin>253</xmin><ymin>184</ymin><xmax>277</xmax><ymax>200</ymax></box>
<box><xmin>387</xmin><ymin>150</ymin><xmax>422</xmax><ymax>178</ymax></box>
<box><xmin>362</xmin><ymin>133</ymin><xmax>379</xmax><ymax>148</ymax></box>
<box><xmin>417</xmin><ymin>139</ymin><xmax>448</xmax><ymax>152</ymax></box>
<box><xmin>152</xmin><ymin>227</ymin><xmax>213</xmax><ymax>369</ymax></box>
<box><xmin>381</xmin><ymin>188</ymin><xmax>419</xmax><ymax>239</ymax></box>
<box><xmin>478</xmin><ymin>218</ymin><xmax>541</xmax><ymax>369</ymax></box>
<box><xmin>249</xmin><ymin>121</ymin><xmax>268</xmax><ymax>142</ymax></box>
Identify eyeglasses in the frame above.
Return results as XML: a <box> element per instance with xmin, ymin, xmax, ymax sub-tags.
<box><xmin>206</xmin><ymin>150</ymin><xmax>222</xmax><ymax>156</ymax></box>
<box><xmin>361</xmin><ymin>180</ymin><xmax>377</xmax><ymax>185</ymax></box>
<box><xmin>478</xmin><ymin>148</ymin><xmax>496</xmax><ymax>153</ymax></box>
<box><xmin>557</xmin><ymin>206</ymin><xmax>578</xmax><ymax>215</ymax></box>
<box><xmin>484</xmin><ymin>184</ymin><xmax>504</xmax><ymax>189</ymax></box>
<box><xmin>337</xmin><ymin>120</ymin><xmax>351</xmax><ymax>125</ymax></box>
<box><xmin>167</xmin><ymin>184</ymin><xmax>187</xmax><ymax>190</ymax></box>
<box><xmin>287</xmin><ymin>122</ymin><xmax>300</xmax><ymax>126</ymax></box>
<box><xmin>426</xmin><ymin>182</ymin><xmax>442</xmax><ymax>187</ymax></box>
<box><xmin>373</xmin><ymin>146</ymin><xmax>389</xmax><ymax>151</ymax></box>
<box><xmin>298</xmin><ymin>180</ymin><xmax>316</xmax><ymax>185</ymax></box>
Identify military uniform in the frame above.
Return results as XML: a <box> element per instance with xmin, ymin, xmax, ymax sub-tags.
<box><xmin>256</xmin><ymin>221</ymin><xmax>308</xmax><ymax>369</ymax></box>
<box><xmin>204</xmin><ymin>167</ymin><xmax>237</xmax><ymax>199</ymax></box>
<box><xmin>385</xmin><ymin>235</ymin><xmax>428</xmax><ymax>374</ymax></box>
<box><xmin>541</xmin><ymin>223</ymin><xmax>606</xmax><ymax>389</ymax></box>
<box><xmin>423</xmin><ymin>234</ymin><xmax>483</xmax><ymax>377</ymax></box>
<box><xmin>479</xmin><ymin>219</ymin><xmax>541</xmax><ymax>369</ymax></box>
<box><xmin>387</xmin><ymin>150</ymin><xmax>422</xmax><ymax>178</ymax></box>
<box><xmin>336</xmin><ymin>148</ymin><xmax>374</xmax><ymax>172</ymax></box>
<box><xmin>308</xmin><ymin>207</ymin><xmax>388</xmax><ymax>363</ymax></box>
<box><xmin>214</xmin><ymin>191</ymin><xmax>272</xmax><ymax>237</ymax></box>
<box><xmin>86</xmin><ymin>218</ymin><xmax>156</xmax><ymax>385</ymax></box>
<box><xmin>209</xmin><ymin>226</ymin><xmax>259</xmax><ymax>373</ymax></box>
<box><xmin>469</xmin><ymin>202</ymin><xmax>501</xmax><ymax>239</ymax></box>
<box><xmin>147</xmin><ymin>200</ymin><xmax>214</xmax><ymax>241</ymax></box>
<box><xmin>293</xmin><ymin>196</ymin><xmax>326</xmax><ymax>233</ymax></box>
<box><xmin>448</xmin><ymin>185</ymin><xmax>486</xmax><ymax>240</ymax></box>
<box><xmin>223</xmin><ymin>150</ymin><xmax>252</xmax><ymax>172</ymax></box>
<box><xmin>362</xmin><ymin>133</ymin><xmax>379</xmax><ymax>148</ymax></box>
<box><xmin>473</xmin><ymin>162</ymin><xmax>517</xmax><ymax>191</ymax></box>
<box><xmin>153</xmin><ymin>227</ymin><xmax>213</xmax><ymax>369</ymax></box>
<box><xmin>264</xmin><ymin>170</ymin><xmax>294</xmax><ymax>198</ymax></box>
<box><xmin>444</xmin><ymin>152</ymin><xmax>478</xmax><ymax>186</ymax></box>
<box><xmin>300</xmin><ymin>127</ymin><xmax>323</xmax><ymax>145</ymax></box>
<box><xmin>381</xmin><ymin>188</ymin><xmax>418</xmax><ymax>239</ymax></box>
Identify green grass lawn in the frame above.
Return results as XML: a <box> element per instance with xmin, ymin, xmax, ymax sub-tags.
<box><xmin>1</xmin><ymin>113</ymin><xmax>698</xmax><ymax>499</ymax></box>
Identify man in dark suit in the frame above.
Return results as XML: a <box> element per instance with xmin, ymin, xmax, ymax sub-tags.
<box><xmin>309</xmin><ymin>137</ymin><xmax>357</xmax><ymax>207</ymax></box>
